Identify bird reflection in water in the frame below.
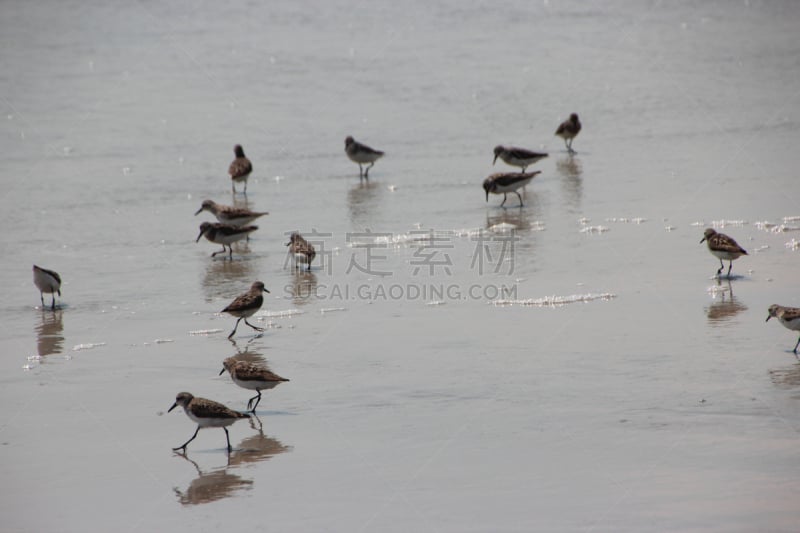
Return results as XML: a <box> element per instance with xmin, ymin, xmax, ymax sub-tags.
<box><xmin>201</xmin><ymin>255</ymin><xmax>256</xmax><ymax>302</ymax></box>
<box><xmin>227</xmin><ymin>336</ymin><xmax>268</xmax><ymax>366</ymax></box>
<box><xmin>173</xmin><ymin>453</ymin><xmax>253</xmax><ymax>505</ymax></box>
<box><xmin>347</xmin><ymin>180</ymin><xmax>380</xmax><ymax>227</ymax></box>
<box><xmin>288</xmin><ymin>270</ymin><xmax>318</xmax><ymax>306</ymax></box>
<box><xmin>705</xmin><ymin>279</ymin><xmax>747</xmax><ymax>326</ymax></box>
<box><xmin>486</xmin><ymin>208</ymin><xmax>542</xmax><ymax>234</ymax></box>
<box><xmin>769</xmin><ymin>364</ymin><xmax>800</xmax><ymax>390</ymax></box>
<box><xmin>35</xmin><ymin>309</ymin><xmax>64</xmax><ymax>356</ymax></box>
<box><xmin>229</xmin><ymin>415</ymin><xmax>292</xmax><ymax>466</ymax></box>
<box><xmin>556</xmin><ymin>155</ymin><xmax>583</xmax><ymax>211</ymax></box>
<box><xmin>173</xmin><ymin>416</ymin><xmax>291</xmax><ymax>506</ymax></box>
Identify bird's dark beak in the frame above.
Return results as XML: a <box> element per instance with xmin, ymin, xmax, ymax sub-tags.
<box><xmin>492</xmin><ymin>154</ymin><xmax>499</xmax><ymax>165</ymax></box>
<box><xmin>766</xmin><ymin>315</ymin><xmax>772</xmax><ymax>322</ymax></box>
<box><xmin>196</xmin><ymin>229</ymin><xmax>205</xmax><ymax>242</ymax></box>
<box><xmin>219</xmin><ymin>368</ymin><xmax>226</xmax><ymax>376</ymax></box>
<box><xmin>485</xmin><ymin>190</ymin><xmax>489</xmax><ymax>202</ymax></box>
<box><xmin>194</xmin><ymin>207</ymin><xmax>203</xmax><ymax>216</ymax></box>
<box><xmin>263</xmin><ymin>288</ymin><xmax>270</xmax><ymax>294</ymax></box>
<box><xmin>168</xmin><ymin>402</ymin><xmax>178</xmax><ymax>413</ymax></box>
<box><xmin>285</xmin><ymin>242</ymin><xmax>290</xmax><ymax>246</ymax></box>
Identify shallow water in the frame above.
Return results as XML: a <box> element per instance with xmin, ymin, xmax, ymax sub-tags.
<box><xmin>2</xmin><ymin>1</ymin><xmax>800</xmax><ymax>531</ymax></box>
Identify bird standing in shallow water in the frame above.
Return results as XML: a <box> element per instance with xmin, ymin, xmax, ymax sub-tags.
<box><xmin>286</xmin><ymin>232</ymin><xmax>316</xmax><ymax>271</ymax></box>
<box><xmin>766</xmin><ymin>305</ymin><xmax>800</xmax><ymax>355</ymax></box>
<box><xmin>32</xmin><ymin>265</ymin><xmax>61</xmax><ymax>310</ymax></box>
<box><xmin>194</xmin><ymin>199</ymin><xmax>268</xmax><ymax>227</ymax></box>
<box><xmin>196</xmin><ymin>221</ymin><xmax>258</xmax><ymax>259</ymax></box>
<box><xmin>483</xmin><ymin>171</ymin><xmax>540</xmax><ymax>207</ymax></box>
<box><xmin>555</xmin><ymin>113</ymin><xmax>581</xmax><ymax>153</ymax></box>
<box><xmin>345</xmin><ymin>136</ymin><xmax>384</xmax><ymax>179</ymax></box>
<box><xmin>699</xmin><ymin>228</ymin><xmax>748</xmax><ymax>278</ymax></box>
<box><xmin>168</xmin><ymin>392</ymin><xmax>250</xmax><ymax>453</ymax></box>
<box><xmin>220</xmin><ymin>357</ymin><xmax>290</xmax><ymax>413</ymax></box>
<box><xmin>222</xmin><ymin>281</ymin><xmax>270</xmax><ymax>339</ymax></box>
<box><xmin>229</xmin><ymin>144</ymin><xmax>253</xmax><ymax>194</ymax></box>
<box><xmin>493</xmin><ymin>145</ymin><xmax>548</xmax><ymax>172</ymax></box>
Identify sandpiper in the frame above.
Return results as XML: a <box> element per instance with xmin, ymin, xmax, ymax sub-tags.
<box><xmin>700</xmin><ymin>228</ymin><xmax>748</xmax><ymax>278</ymax></box>
<box><xmin>195</xmin><ymin>199</ymin><xmax>268</xmax><ymax>227</ymax></box>
<box><xmin>219</xmin><ymin>357</ymin><xmax>290</xmax><ymax>413</ymax></box>
<box><xmin>229</xmin><ymin>144</ymin><xmax>253</xmax><ymax>194</ymax></box>
<box><xmin>493</xmin><ymin>145</ymin><xmax>548</xmax><ymax>172</ymax></box>
<box><xmin>286</xmin><ymin>232</ymin><xmax>316</xmax><ymax>271</ymax></box>
<box><xmin>168</xmin><ymin>392</ymin><xmax>250</xmax><ymax>453</ymax></box>
<box><xmin>345</xmin><ymin>136</ymin><xmax>384</xmax><ymax>179</ymax></box>
<box><xmin>555</xmin><ymin>113</ymin><xmax>582</xmax><ymax>153</ymax></box>
<box><xmin>222</xmin><ymin>281</ymin><xmax>270</xmax><ymax>339</ymax></box>
<box><xmin>766</xmin><ymin>305</ymin><xmax>800</xmax><ymax>355</ymax></box>
<box><xmin>32</xmin><ymin>265</ymin><xmax>61</xmax><ymax>310</ymax></box>
<box><xmin>483</xmin><ymin>171</ymin><xmax>541</xmax><ymax>207</ymax></box>
<box><xmin>196</xmin><ymin>221</ymin><xmax>258</xmax><ymax>259</ymax></box>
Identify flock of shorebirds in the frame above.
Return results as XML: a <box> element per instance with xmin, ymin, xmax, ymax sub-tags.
<box><xmin>29</xmin><ymin>112</ymin><xmax>800</xmax><ymax>453</ymax></box>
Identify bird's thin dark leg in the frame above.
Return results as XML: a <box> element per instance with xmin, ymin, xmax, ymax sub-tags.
<box><xmin>173</xmin><ymin>425</ymin><xmax>201</xmax><ymax>451</ymax></box>
<box><xmin>228</xmin><ymin>317</ymin><xmax>243</xmax><ymax>339</ymax></box>
<box><xmin>365</xmin><ymin>162</ymin><xmax>374</xmax><ymax>179</ymax></box>
<box><xmin>224</xmin><ymin>427</ymin><xmax>232</xmax><ymax>452</ymax></box>
<box><xmin>358</xmin><ymin>164</ymin><xmax>363</xmax><ymax>178</ymax></box>
<box><xmin>727</xmin><ymin>261</ymin><xmax>733</xmax><ymax>278</ymax></box>
<box><xmin>231</xmin><ymin>181</ymin><xmax>236</xmax><ymax>194</ymax></box>
<box><xmin>40</xmin><ymin>293</ymin><xmax>44</xmax><ymax>307</ymax></box>
<box><xmin>247</xmin><ymin>391</ymin><xmax>262</xmax><ymax>413</ymax></box>
<box><xmin>244</xmin><ymin>179</ymin><xmax>247</xmax><ymax>195</ymax></box>
<box><xmin>500</xmin><ymin>193</ymin><xmax>507</xmax><ymax>207</ymax></box>
<box><xmin>212</xmin><ymin>246</ymin><xmax>227</xmax><ymax>257</ymax></box>
<box><xmin>228</xmin><ymin>245</ymin><xmax>233</xmax><ymax>260</ymax></box>
<box><xmin>51</xmin><ymin>294</ymin><xmax>56</xmax><ymax>310</ymax></box>
<box><xmin>716</xmin><ymin>259</ymin><xmax>724</xmax><ymax>276</ymax></box>
<box><xmin>514</xmin><ymin>191</ymin><xmax>524</xmax><ymax>207</ymax></box>
<box><xmin>793</xmin><ymin>336</ymin><xmax>800</xmax><ymax>355</ymax></box>
<box><xmin>244</xmin><ymin>318</ymin><xmax>264</xmax><ymax>332</ymax></box>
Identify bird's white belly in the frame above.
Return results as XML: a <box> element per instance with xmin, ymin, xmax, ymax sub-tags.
<box><xmin>709</xmin><ymin>249</ymin><xmax>741</xmax><ymax>261</ymax></box>
<box><xmin>780</xmin><ymin>317</ymin><xmax>800</xmax><ymax>332</ymax></box>
<box><xmin>33</xmin><ymin>270</ymin><xmax>60</xmax><ymax>293</ymax></box>
<box><xmin>186</xmin><ymin>408</ymin><xmax>238</xmax><ymax>428</ymax></box>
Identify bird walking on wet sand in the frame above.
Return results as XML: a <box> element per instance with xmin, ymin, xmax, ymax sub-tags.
<box><xmin>493</xmin><ymin>145</ymin><xmax>548</xmax><ymax>172</ymax></box>
<box><xmin>345</xmin><ymin>136</ymin><xmax>384</xmax><ymax>179</ymax></box>
<box><xmin>220</xmin><ymin>357</ymin><xmax>290</xmax><ymax>413</ymax></box>
<box><xmin>700</xmin><ymin>228</ymin><xmax>748</xmax><ymax>278</ymax></box>
<box><xmin>194</xmin><ymin>199</ymin><xmax>268</xmax><ymax>227</ymax></box>
<box><xmin>168</xmin><ymin>392</ymin><xmax>250</xmax><ymax>453</ymax></box>
<box><xmin>766</xmin><ymin>305</ymin><xmax>800</xmax><ymax>355</ymax></box>
<box><xmin>555</xmin><ymin>113</ymin><xmax>581</xmax><ymax>153</ymax></box>
<box><xmin>286</xmin><ymin>232</ymin><xmax>316</xmax><ymax>271</ymax></box>
<box><xmin>196</xmin><ymin>221</ymin><xmax>258</xmax><ymax>259</ymax></box>
<box><xmin>229</xmin><ymin>144</ymin><xmax>253</xmax><ymax>194</ymax></box>
<box><xmin>222</xmin><ymin>281</ymin><xmax>270</xmax><ymax>339</ymax></box>
<box><xmin>483</xmin><ymin>171</ymin><xmax>541</xmax><ymax>207</ymax></box>
<box><xmin>32</xmin><ymin>265</ymin><xmax>61</xmax><ymax>310</ymax></box>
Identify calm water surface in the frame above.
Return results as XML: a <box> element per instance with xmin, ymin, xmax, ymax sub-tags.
<box><xmin>2</xmin><ymin>1</ymin><xmax>800</xmax><ymax>531</ymax></box>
